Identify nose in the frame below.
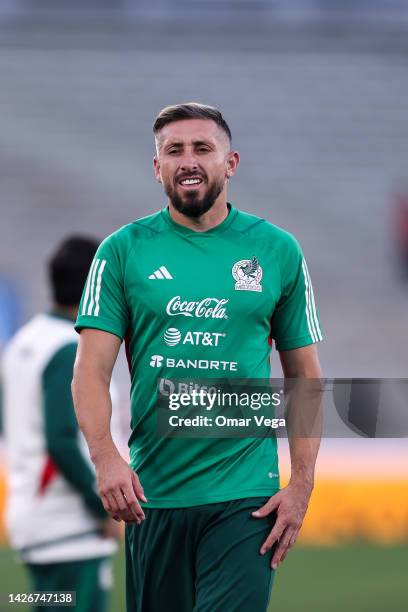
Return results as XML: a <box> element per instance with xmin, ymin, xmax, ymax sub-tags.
<box><xmin>179</xmin><ymin>154</ymin><xmax>199</xmax><ymax>172</ymax></box>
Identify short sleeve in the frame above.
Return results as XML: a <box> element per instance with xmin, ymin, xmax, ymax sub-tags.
<box><xmin>270</xmin><ymin>236</ymin><xmax>323</xmax><ymax>351</ymax></box>
<box><xmin>75</xmin><ymin>234</ymin><xmax>129</xmax><ymax>340</ymax></box>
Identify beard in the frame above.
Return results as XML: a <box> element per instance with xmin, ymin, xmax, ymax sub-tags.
<box><xmin>164</xmin><ymin>176</ymin><xmax>224</xmax><ymax>219</ymax></box>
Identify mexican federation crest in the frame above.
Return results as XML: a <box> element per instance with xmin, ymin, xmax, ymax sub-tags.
<box><xmin>232</xmin><ymin>256</ymin><xmax>263</xmax><ymax>292</ymax></box>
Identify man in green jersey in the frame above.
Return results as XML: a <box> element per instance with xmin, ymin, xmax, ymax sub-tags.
<box><xmin>72</xmin><ymin>103</ymin><xmax>323</xmax><ymax>612</ymax></box>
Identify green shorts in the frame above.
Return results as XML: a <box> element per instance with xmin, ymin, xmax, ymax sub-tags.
<box><xmin>125</xmin><ymin>497</ymin><xmax>277</xmax><ymax>612</ymax></box>
<box><xmin>27</xmin><ymin>557</ymin><xmax>112</xmax><ymax>612</ymax></box>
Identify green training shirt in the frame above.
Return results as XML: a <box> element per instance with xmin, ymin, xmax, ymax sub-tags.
<box><xmin>75</xmin><ymin>205</ymin><xmax>323</xmax><ymax>507</ymax></box>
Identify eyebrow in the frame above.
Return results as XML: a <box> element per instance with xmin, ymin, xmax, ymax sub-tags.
<box><xmin>164</xmin><ymin>139</ymin><xmax>214</xmax><ymax>149</ymax></box>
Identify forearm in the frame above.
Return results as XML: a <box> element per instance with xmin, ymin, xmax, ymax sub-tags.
<box><xmin>280</xmin><ymin>345</ymin><xmax>323</xmax><ymax>492</ymax></box>
<box><xmin>286</xmin><ymin>378</ymin><xmax>323</xmax><ymax>492</ymax></box>
<box><xmin>288</xmin><ymin>436</ymin><xmax>320</xmax><ymax>492</ymax></box>
<box><xmin>72</xmin><ymin>363</ymin><xmax>120</xmax><ymax>464</ymax></box>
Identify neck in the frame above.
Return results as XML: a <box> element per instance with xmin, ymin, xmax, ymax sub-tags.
<box><xmin>168</xmin><ymin>193</ymin><xmax>229</xmax><ymax>232</ymax></box>
<box><xmin>52</xmin><ymin>304</ymin><xmax>78</xmax><ymax>321</ymax></box>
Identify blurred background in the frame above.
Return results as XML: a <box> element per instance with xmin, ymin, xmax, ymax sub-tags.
<box><xmin>0</xmin><ymin>1</ymin><xmax>407</xmax><ymax>611</ymax></box>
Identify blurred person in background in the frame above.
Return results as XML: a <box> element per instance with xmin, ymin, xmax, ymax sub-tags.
<box><xmin>2</xmin><ymin>236</ymin><xmax>120</xmax><ymax>612</ymax></box>
<box><xmin>72</xmin><ymin>103</ymin><xmax>323</xmax><ymax>612</ymax></box>
<box><xmin>393</xmin><ymin>190</ymin><xmax>408</xmax><ymax>278</ymax></box>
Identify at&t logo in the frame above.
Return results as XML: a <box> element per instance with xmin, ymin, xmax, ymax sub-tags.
<box><xmin>164</xmin><ymin>328</ymin><xmax>226</xmax><ymax>347</ymax></box>
<box><xmin>163</xmin><ymin>328</ymin><xmax>182</xmax><ymax>346</ymax></box>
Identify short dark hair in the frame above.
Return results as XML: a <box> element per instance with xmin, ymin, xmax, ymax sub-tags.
<box><xmin>153</xmin><ymin>102</ymin><xmax>232</xmax><ymax>144</ymax></box>
<box><xmin>48</xmin><ymin>235</ymin><xmax>99</xmax><ymax>307</ymax></box>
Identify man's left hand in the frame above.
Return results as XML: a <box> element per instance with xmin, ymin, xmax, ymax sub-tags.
<box><xmin>252</xmin><ymin>482</ymin><xmax>313</xmax><ymax>569</ymax></box>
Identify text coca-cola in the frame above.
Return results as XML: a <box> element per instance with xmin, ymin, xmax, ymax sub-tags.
<box><xmin>166</xmin><ymin>296</ymin><xmax>229</xmax><ymax>319</ymax></box>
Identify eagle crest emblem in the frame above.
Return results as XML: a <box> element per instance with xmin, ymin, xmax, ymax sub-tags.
<box><xmin>231</xmin><ymin>256</ymin><xmax>263</xmax><ymax>292</ymax></box>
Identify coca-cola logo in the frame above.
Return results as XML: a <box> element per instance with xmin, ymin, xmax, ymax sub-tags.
<box><xmin>166</xmin><ymin>296</ymin><xmax>229</xmax><ymax>319</ymax></box>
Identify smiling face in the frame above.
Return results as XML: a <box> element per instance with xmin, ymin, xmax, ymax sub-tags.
<box><xmin>153</xmin><ymin>118</ymin><xmax>239</xmax><ymax>218</ymax></box>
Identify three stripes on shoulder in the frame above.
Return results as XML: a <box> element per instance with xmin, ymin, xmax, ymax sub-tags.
<box><xmin>82</xmin><ymin>261</ymin><xmax>173</xmax><ymax>319</ymax></box>
<box><xmin>82</xmin><ymin>258</ymin><xmax>107</xmax><ymax>316</ymax></box>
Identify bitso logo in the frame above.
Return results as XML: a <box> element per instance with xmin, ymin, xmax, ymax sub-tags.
<box><xmin>166</xmin><ymin>296</ymin><xmax>228</xmax><ymax>319</ymax></box>
<box><xmin>232</xmin><ymin>256</ymin><xmax>262</xmax><ymax>292</ymax></box>
<box><xmin>164</xmin><ymin>328</ymin><xmax>226</xmax><ymax>347</ymax></box>
<box><xmin>164</xmin><ymin>328</ymin><xmax>182</xmax><ymax>346</ymax></box>
<box><xmin>150</xmin><ymin>355</ymin><xmax>163</xmax><ymax>367</ymax></box>
<box><xmin>158</xmin><ymin>378</ymin><xmax>218</xmax><ymax>397</ymax></box>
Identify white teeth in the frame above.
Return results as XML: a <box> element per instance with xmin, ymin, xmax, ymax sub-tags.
<box><xmin>181</xmin><ymin>178</ymin><xmax>201</xmax><ymax>185</ymax></box>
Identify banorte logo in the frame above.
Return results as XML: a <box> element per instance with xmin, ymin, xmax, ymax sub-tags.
<box><xmin>166</xmin><ymin>296</ymin><xmax>228</xmax><ymax>319</ymax></box>
<box><xmin>150</xmin><ymin>355</ymin><xmax>164</xmax><ymax>367</ymax></box>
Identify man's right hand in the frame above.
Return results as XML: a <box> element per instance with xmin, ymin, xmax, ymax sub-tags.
<box><xmin>94</xmin><ymin>449</ymin><xmax>147</xmax><ymax>524</ymax></box>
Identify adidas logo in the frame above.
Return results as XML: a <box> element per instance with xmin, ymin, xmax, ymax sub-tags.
<box><xmin>148</xmin><ymin>266</ymin><xmax>173</xmax><ymax>280</ymax></box>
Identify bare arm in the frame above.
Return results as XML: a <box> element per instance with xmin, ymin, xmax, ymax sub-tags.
<box><xmin>253</xmin><ymin>344</ymin><xmax>322</xmax><ymax>568</ymax></box>
<box><xmin>72</xmin><ymin>329</ymin><xmax>146</xmax><ymax>523</ymax></box>
<box><xmin>72</xmin><ymin>329</ymin><xmax>120</xmax><ymax>460</ymax></box>
<box><xmin>279</xmin><ymin>344</ymin><xmax>322</xmax><ymax>493</ymax></box>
